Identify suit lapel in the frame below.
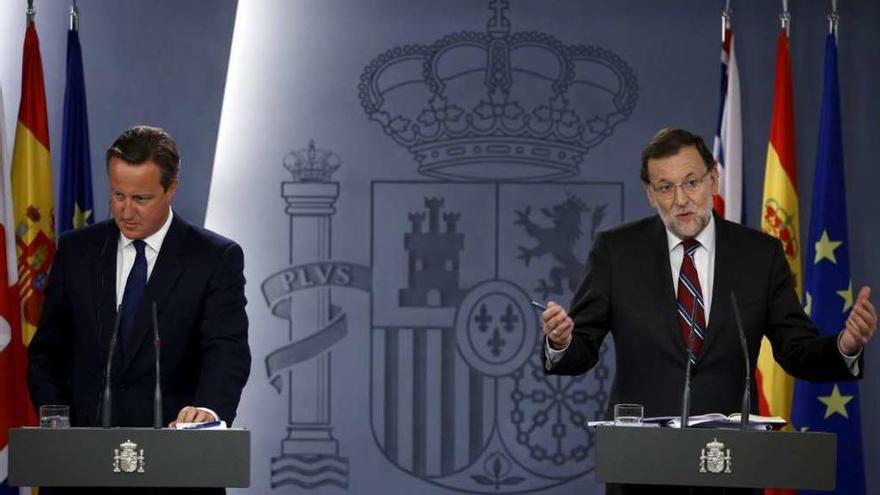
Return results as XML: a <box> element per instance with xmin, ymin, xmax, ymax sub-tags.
<box><xmin>698</xmin><ymin>214</ymin><xmax>732</xmax><ymax>361</ymax></box>
<box><xmin>95</xmin><ymin>222</ymin><xmax>119</xmax><ymax>358</ymax></box>
<box><xmin>646</xmin><ymin>217</ymin><xmax>684</xmax><ymax>354</ymax></box>
<box><xmin>118</xmin><ymin>216</ymin><xmax>188</xmax><ymax>374</ymax></box>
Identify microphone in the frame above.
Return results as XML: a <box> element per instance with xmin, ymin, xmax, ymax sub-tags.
<box><xmin>680</xmin><ymin>296</ymin><xmax>698</xmax><ymax>429</ymax></box>
<box><xmin>152</xmin><ymin>302</ymin><xmax>163</xmax><ymax>429</ymax></box>
<box><xmin>96</xmin><ymin>221</ymin><xmax>112</xmax><ymax>344</ymax></box>
<box><xmin>101</xmin><ymin>306</ymin><xmax>123</xmax><ymax>428</ymax></box>
<box><xmin>730</xmin><ymin>292</ymin><xmax>751</xmax><ymax>430</ymax></box>
<box><xmin>94</xmin><ymin>221</ymin><xmax>113</xmax><ymax>426</ymax></box>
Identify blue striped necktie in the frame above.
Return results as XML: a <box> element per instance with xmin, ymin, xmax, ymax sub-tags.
<box><xmin>677</xmin><ymin>239</ymin><xmax>705</xmax><ymax>362</ymax></box>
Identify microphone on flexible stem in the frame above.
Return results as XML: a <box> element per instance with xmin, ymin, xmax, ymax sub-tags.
<box><xmin>152</xmin><ymin>302</ymin><xmax>163</xmax><ymax>429</ymax></box>
<box><xmin>101</xmin><ymin>306</ymin><xmax>123</xmax><ymax>428</ymax></box>
<box><xmin>730</xmin><ymin>292</ymin><xmax>751</xmax><ymax>430</ymax></box>
<box><xmin>680</xmin><ymin>297</ymin><xmax>698</xmax><ymax>429</ymax></box>
<box><xmin>94</xmin><ymin>222</ymin><xmax>113</xmax><ymax>426</ymax></box>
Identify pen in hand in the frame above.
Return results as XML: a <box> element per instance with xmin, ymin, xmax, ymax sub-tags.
<box><xmin>182</xmin><ymin>421</ymin><xmax>222</xmax><ymax>430</ymax></box>
<box><xmin>530</xmin><ymin>300</ymin><xmax>547</xmax><ymax>311</ymax></box>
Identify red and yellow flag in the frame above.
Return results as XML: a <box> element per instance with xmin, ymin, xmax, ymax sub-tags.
<box><xmin>2</xmin><ymin>81</ymin><xmax>38</xmax><ymax>493</ymax></box>
<box><xmin>758</xmin><ymin>27</ymin><xmax>799</xmax><ymax>452</ymax></box>
<box><xmin>11</xmin><ymin>22</ymin><xmax>55</xmax><ymax>348</ymax></box>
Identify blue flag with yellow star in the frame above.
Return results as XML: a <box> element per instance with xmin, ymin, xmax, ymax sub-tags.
<box><xmin>791</xmin><ymin>32</ymin><xmax>864</xmax><ymax>495</ymax></box>
<box><xmin>58</xmin><ymin>27</ymin><xmax>94</xmax><ymax>233</ymax></box>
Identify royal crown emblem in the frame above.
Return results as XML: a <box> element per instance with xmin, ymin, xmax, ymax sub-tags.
<box><xmin>700</xmin><ymin>438</ymin><xmax>732</xmax><ymax>474</ymax></box>
<box><xmin>113</xmin><ymin>439</ymin><xmax>145</xmax><ymax>474</ymax></box>
<box><xmin>358</xmin><ymin>0</ymin><xmax>638</xmax><ymax>182</ymax></box>
<box><xmin>283</xmin><ymin>140</ymin><xmax>341</xmax><ymax>183</ymax></box>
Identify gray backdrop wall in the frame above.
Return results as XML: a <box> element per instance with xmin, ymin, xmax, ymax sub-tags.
<box><xmin>1</xmin><ymin>0</ymin><xmax>878</xmax><ymax>493</ymax></box>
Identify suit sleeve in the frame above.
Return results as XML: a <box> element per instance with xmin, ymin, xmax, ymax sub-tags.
<box><xmin>193</xmin><ymin>242</ymin><xmax>251</xmax><ymax>424</ymax></box>
<box><xmin>762</xmin><ymin>238</ymin><xmax>856</xmax><ymax>381</ymax></box>
<box><xmin>543</xmin><ymin>231</ymin><xmax>613</xmax><ymax>375</ymax></box>
<box><xmin>27</xmin><ymin>237</ymin><xmax>74</xmax><ymax>410</ymax></box>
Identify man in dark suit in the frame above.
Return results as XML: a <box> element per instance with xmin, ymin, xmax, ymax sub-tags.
<box><xmin>28</xmin><ymin>125</ymin><xmax>250</xmax><ymax>432</ymax></box>
<box><xmin>540</xmin><ymin>128</ymin><xmax>876</xmax><ymax>494</ymax></box>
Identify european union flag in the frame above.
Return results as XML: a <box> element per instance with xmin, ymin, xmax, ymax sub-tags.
<box><xmin>791</xmin><ymin>32</ymin><xmax>865</xmax><ymax>494</ymax></box>
<box><xmin>58</xmin><ymin>26</ymin><xmax>93</xmax><ymax>233</ymax></box>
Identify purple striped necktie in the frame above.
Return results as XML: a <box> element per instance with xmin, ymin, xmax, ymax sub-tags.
<box><xmin>677</xmin><ymin>238</ymin><xmax>705</xmax><ymax>362</ymax></box>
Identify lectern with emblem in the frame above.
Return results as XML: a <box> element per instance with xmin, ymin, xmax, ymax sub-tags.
<box><xmin>594</xmin><ymin>426</ymin><xmax>836</xmax><ymax>490</ymax></box>
<box><xmin>7</xmin><ymin>428</ymin><xmax>250</xmax><ymax>488</ymax></box>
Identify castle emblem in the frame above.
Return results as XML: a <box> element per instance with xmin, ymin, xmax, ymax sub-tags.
<box><xmin>399</xmin><ymin>198</ymin><xmax>467</xmax><ymax>307</ymax></box>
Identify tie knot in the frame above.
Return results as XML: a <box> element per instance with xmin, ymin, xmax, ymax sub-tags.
<box><xmin>682</xmin><ymin>238</ymin><xmax>700</xmax><ymax>255</ymax></box>
<box><xmin>133</xmin><ymin>239</ymin><xmax>146</xmax><ymax>255</ymax></box>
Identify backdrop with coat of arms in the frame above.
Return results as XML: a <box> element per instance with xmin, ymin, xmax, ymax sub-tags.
<box><xmin>207</xmin><ymin>0</ymin><xmax>707</xmax><ymax>493</ymax></box>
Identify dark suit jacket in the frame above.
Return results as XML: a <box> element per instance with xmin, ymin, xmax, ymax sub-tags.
<box><xmin>28</xmin><ymin>215</ymin><xmax>250</xmax><ymax>428</ymax></box>
<box><xmin>544</xmin><ymin>214</ymin><xmax>858</xmax><ymax>419</ymax></box>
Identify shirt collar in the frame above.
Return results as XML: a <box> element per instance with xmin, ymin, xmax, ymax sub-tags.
<box><xmin>665</xmin><ymin>213</ymin><xmax>716</xmax><ymax>253</ymax></box>
<box><xmin>119</xmin><ymin>208</ymin><xmax>174</xmax><ymax>253</ymax></box>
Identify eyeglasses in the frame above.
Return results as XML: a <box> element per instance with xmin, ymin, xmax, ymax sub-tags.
<box><xmin>650</xmin><ymin>169</ymin><xmax>712</xmax><ymax>198</ymax></box>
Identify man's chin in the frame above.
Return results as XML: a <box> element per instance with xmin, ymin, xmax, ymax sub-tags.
<box><xmin>659</xmin><ymin>218</ymin><xmax>689</xmax><ymax>238</ymax></box>
<box><xmin>117</xmin><ymin>224</ymin><xmax>142</xmax><ymax>239</ymax></box>
<box><xmin>671</xmin><ymin>217</ymin><xmax>709</xmax><ymax>239</ymax></box>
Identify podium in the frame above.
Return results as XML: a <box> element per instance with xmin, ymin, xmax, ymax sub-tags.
<box><xmin>595</xmin><ymin>426</ymin><xmax>836</xmax><ymax>490</ymax></box>
<box><xmin>7</xmin><ymin>427</ymin><xmax>250</xmax><ymax>488</ymax></box>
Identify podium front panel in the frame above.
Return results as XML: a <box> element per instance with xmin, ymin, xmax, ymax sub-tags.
<box><xmin>595</xmin><ymin>426</ymin><xmax>835</xmax><ymax>490</ymax></box>
<box><xmin>8</xmin><ymin>427</ymin><xmax>250</xmax><ymax>488</ymax></box>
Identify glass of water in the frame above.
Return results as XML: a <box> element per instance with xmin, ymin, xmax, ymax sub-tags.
<box><xmin>39</xmin><ymin>404</ymin><xmax>70</xmax><ymax>428</ymax></box>
<box><xmin>613</xmin><ymin>403</ymin><xmax>644</xmax><ymax>426</ymax></box>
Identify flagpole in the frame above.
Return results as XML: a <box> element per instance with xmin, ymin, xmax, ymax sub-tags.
<box><xmin>828</xmin><ymin>0</ymin><xmax>839</xmax><ymax>39</ymax></box>
<box><xmin>722</xmin><ymin>0</ymin><xmax>731</xmax><ymax>43</ymax></box>
<box><xmin>26</xmin><ymin>0</ymin><xmax>35</xmax><ymax>24</ymax></box>
<box><xmin>780</xmin><ymin>0</ymin><xmax>791</xmax><ymax>37</ymax></box>
<box><xmin>70</xmin><ymin>0</ymin><xmax>79</xmax><ymax>32</ymax></box>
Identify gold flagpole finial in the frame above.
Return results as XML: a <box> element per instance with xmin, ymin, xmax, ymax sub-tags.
<box><xmin>780</xmin><ymin>0</ymin><xmax>791</xmax><ymax>36</ymax></box>
<box><xmin>26</xmin><ymin>0</ymin><xmax>35</xmax><ymax>25</ymax></box>
<box><xmin>70</xmin><ymin>0</ymin><xmax>79</xmax><ymax>31</ymax></box>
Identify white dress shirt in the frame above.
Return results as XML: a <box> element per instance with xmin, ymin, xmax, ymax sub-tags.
<box><xmin>115</xmin><ymin>209</ymin><xmax>174</xmax><ymax>307</ymax></box>
<box><xmin>666</xmin><ymin>215</ymin><xmax>716</xmax><ymax>324</ymax></box>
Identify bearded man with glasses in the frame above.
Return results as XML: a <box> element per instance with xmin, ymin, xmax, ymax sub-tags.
<box><xmin>537</xmin><ymin>128</ymin><xmax>876</xmax><ymax>495</ymax></box>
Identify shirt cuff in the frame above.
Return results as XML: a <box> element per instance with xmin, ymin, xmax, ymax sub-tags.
<box><xmin>544</xmin><ymin>337</ymin><xmax>569</xmax><ymax>370</ymax></box>
<box><xmin>837</xmin><ymin>332</ymin><xmax>861</xmax><ymax>376</ymax></box>
<box><xmin>196</xmin><ymin>407</ymin><xmax>220</xmax><ymax>421</ymax></box>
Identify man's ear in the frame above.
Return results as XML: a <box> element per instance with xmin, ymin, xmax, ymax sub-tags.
<box><xmin>710</xmin><ymin>166</ymin><xmax>720</xmax><ymax>196</ymax></box>
<box><xmin>643</xmin><ymin>182</ymin><xmax>657</xmax><ymax>209</ymax></box>
<box><xmin>166</xmin><ymin>179</ymin><xmax>179</xmax><ymax>199</ymax></box>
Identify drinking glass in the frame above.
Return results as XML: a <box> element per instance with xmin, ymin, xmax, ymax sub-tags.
<box><xmin>39</xmin><ymin>404</ymin><xmax>70</xmax><ymax>428</ymax></box>
<box><xmin>613</xmin><ymin>403</ymin><xmax>644</xmax><ymax>426</ymax></box>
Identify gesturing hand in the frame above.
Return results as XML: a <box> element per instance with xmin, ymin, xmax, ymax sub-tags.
<box><xmin>542</xmin><ymin>301</ymin><xmax>574</xmax><ymax>350</ymax></box>
<box><xmin>839</xmin><ymin>286</ymin><xmax>877</xmax><ymax>355</ymax></box>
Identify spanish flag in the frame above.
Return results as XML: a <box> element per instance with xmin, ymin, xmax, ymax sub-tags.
<box><xmin>1</xmin><ymin>83</ymin><xmax>37</xmax><ymax>495</ymax></box>
<box><xmin>11</xmin><ymin>22</ymin><xmax>55</xmax><ymax>348</ymax></box>
<box><xmin>757</xmin><ymin>26</ymin><xmax>799</xmax><ymax>480</ymax></box>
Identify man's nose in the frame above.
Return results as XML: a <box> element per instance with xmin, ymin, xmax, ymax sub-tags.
<box><xmin>672</xmin><ymin>186</ymin><xmax>688</xmax><ymax>205</ymax></box>
<box><xmin>119</xmin><ymin>201</ymin><xmax>135</xmax><ymax>218</ymax></box>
